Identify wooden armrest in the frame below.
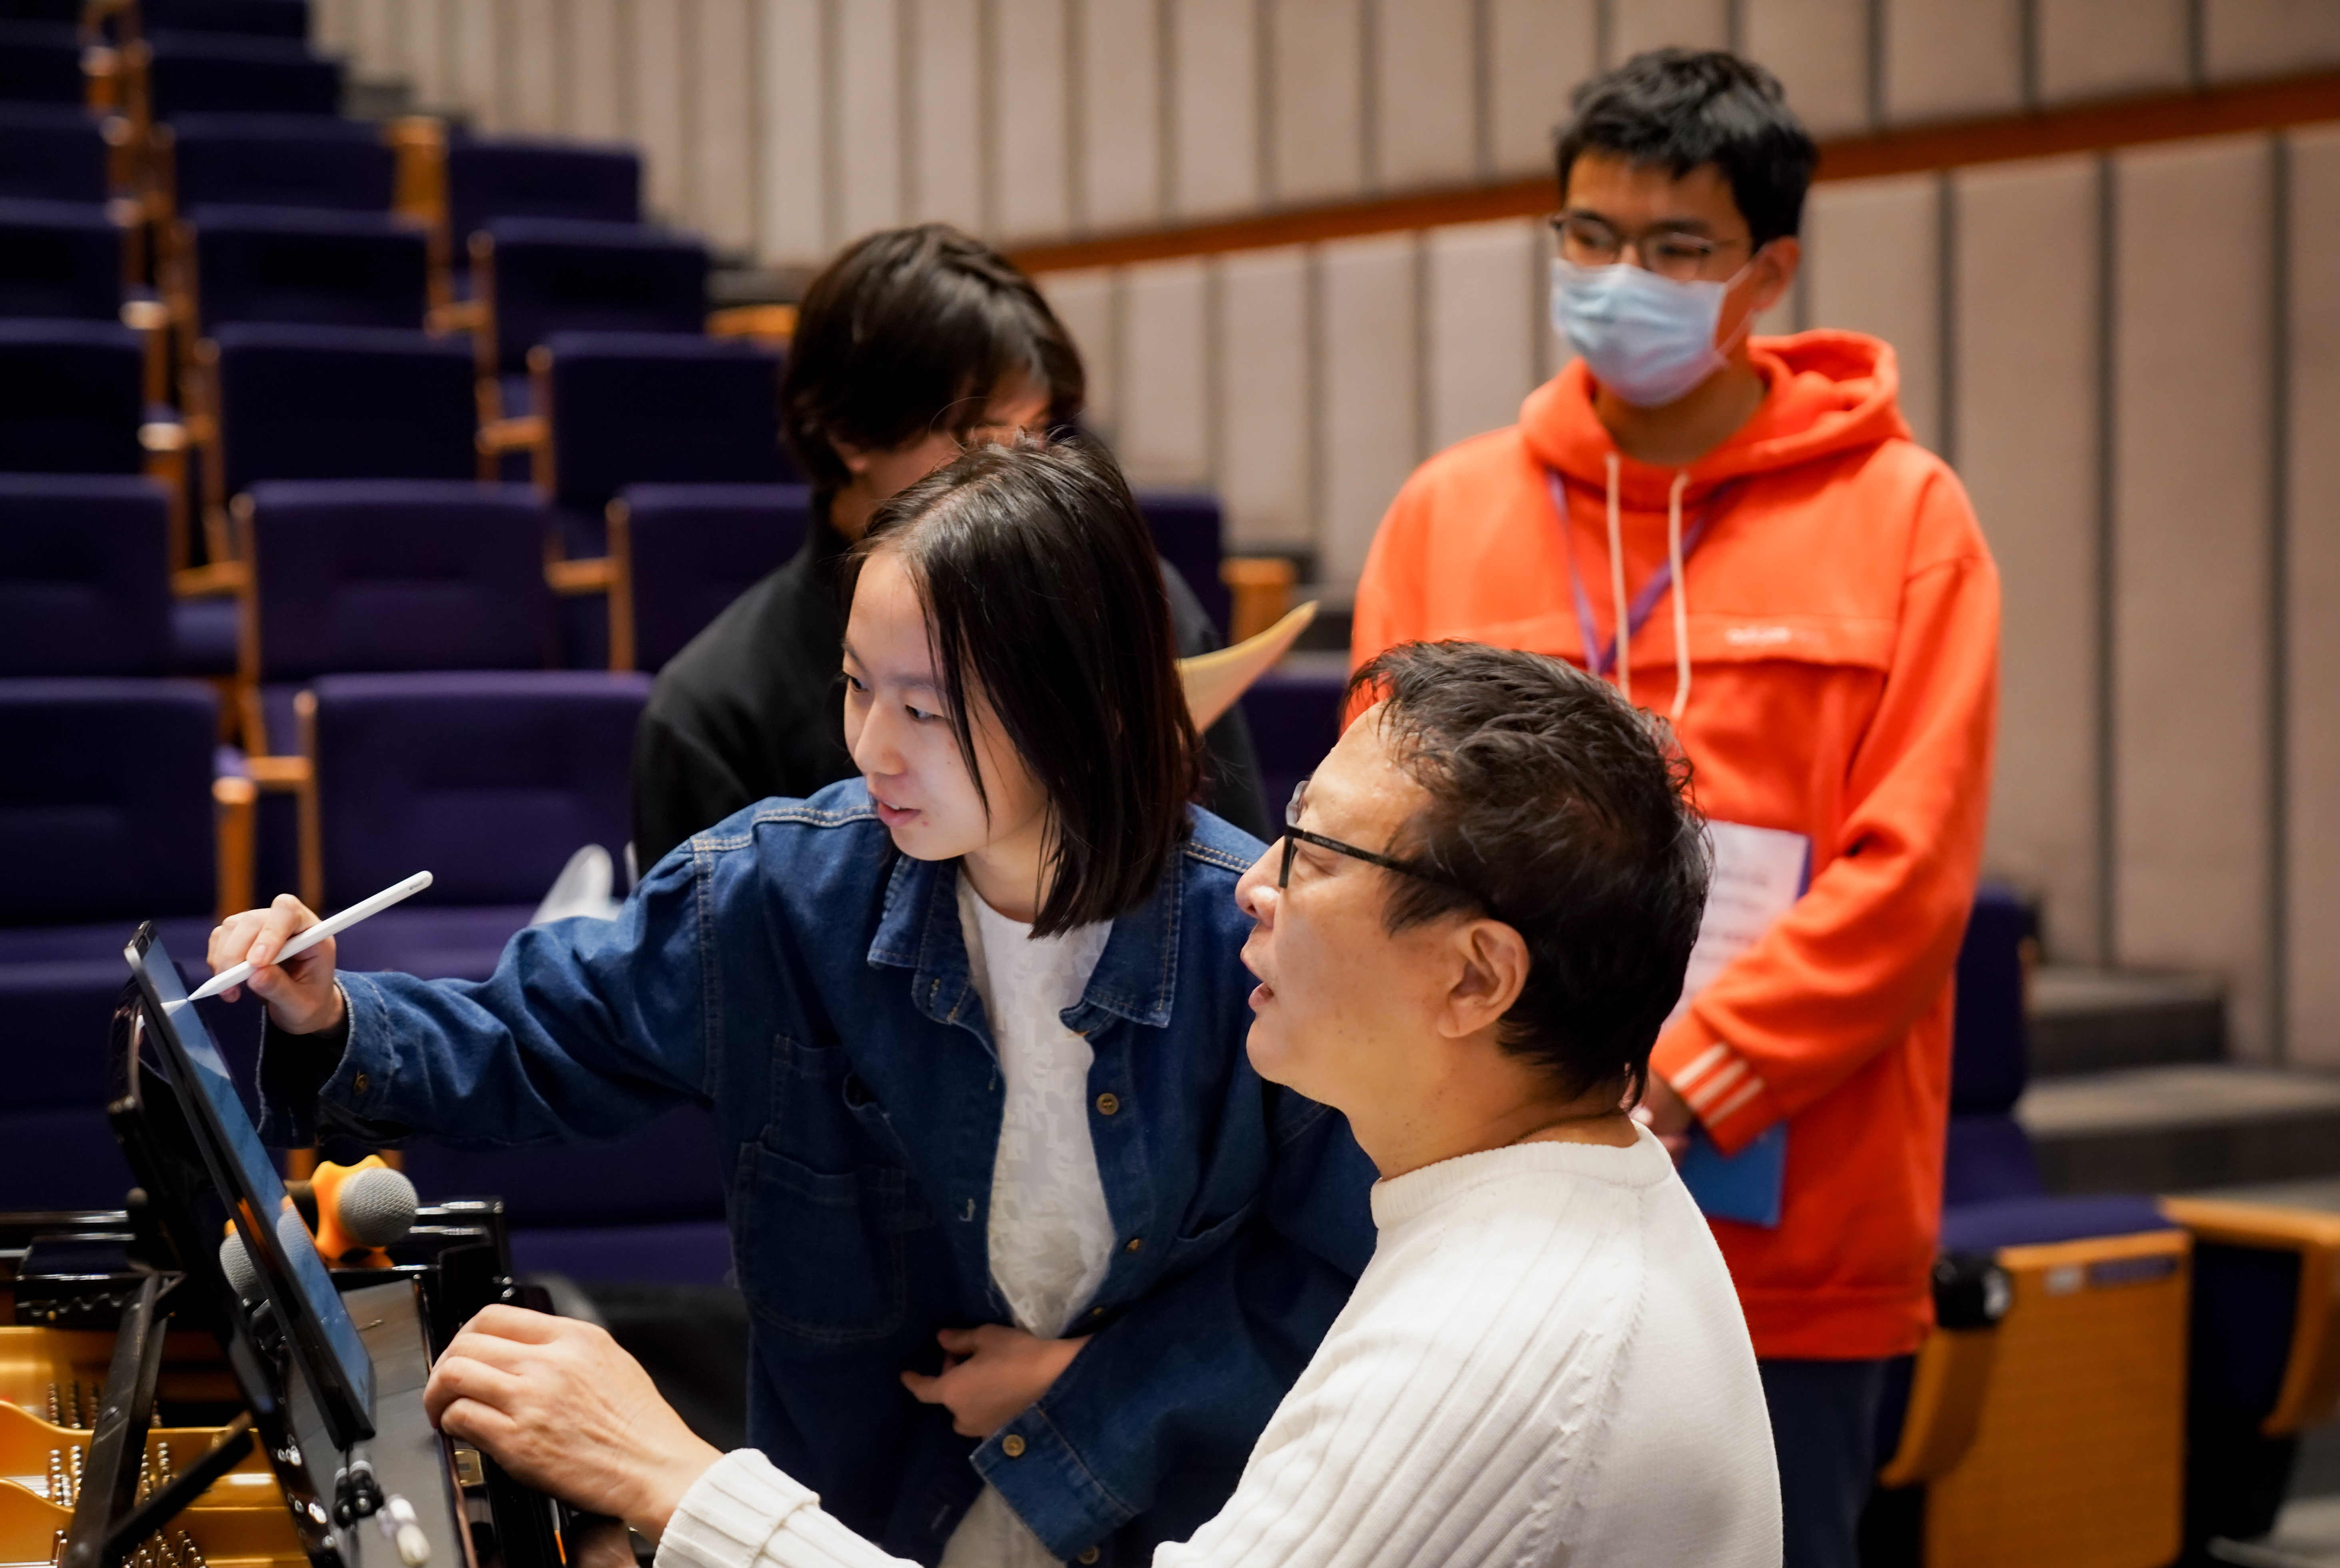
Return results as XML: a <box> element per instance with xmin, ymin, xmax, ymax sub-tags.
<box><xmin>430</xmin><ymin>299</ymin><xmax>487</xmax><ymax>334</ymax></box>
<box><xmin>2162</xmin><ymin>1197</ymin><xmax>2340</xmax><ymax>1434</ymax></box>
<box><xmin>547</xmin><ymin>556</ymin><xmax>616</xmax><ymax>595</ymax></box>
<box><xmin>478</xmin><ymin>415</ymin><xmax>545</xmax><ymax>454</ymax></box>
<box><xmin>1222</xmin><ymin>555</ymin><xmax>1299</xmax><ymax>643</ymax></box>
<box><xmin>245</xmin><ymin>754</ymin><xmax>311</xmax><ymax>790</ymax></box>
<box><xmin>1875</xmin><ymin>1326</ymin><xmax>1999</xmax><ymax>1487</ymax></box>
<box><xmin>173</xmin><ymin>561</ymin><xmax>246</xmax><ymax>597</ymax></box>
<box><xmin>213</xmin><ymin>774</ymin><xmax>256</xmax><ymax>919</ymax></box>
<box><xmin>140</xmin><ymin>418</ymin><xmax>187</xmax><ymax>452</ymax></box>
<box><xmin>121</xmin><ymin>297</ymin><xmax>171</xmax><ymax>333</ymax></box>
<box><xmin>706</xmin><ymin>303</ymin><xmax>798</xmax><ymax>343</ymax></box>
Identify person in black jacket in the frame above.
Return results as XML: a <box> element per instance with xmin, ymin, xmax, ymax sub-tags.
<box><xmin>631</xmin><ymin>224</ymin><xmax>1270</xmax><ymax>866</ymax></box>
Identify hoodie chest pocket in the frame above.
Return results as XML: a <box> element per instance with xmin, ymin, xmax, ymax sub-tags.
<box><xmin>732</xmin><ymin>1140</ymin><xmax>936</xmax><ymax>1346</ymax></box>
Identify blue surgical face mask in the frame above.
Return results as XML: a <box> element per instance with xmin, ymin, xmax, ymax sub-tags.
<box><xmin>1550</xmin><ymin>257</ymin><xmax>1754</xmax><ymax>409</ymax></box>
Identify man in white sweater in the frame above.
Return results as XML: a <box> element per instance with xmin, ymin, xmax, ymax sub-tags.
<box><xmin>422</xmin><ymin>641</ymin><xmax>1781</xmax><ymax>1567</ymax></box>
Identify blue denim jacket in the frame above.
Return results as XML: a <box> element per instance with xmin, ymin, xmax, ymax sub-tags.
<box><xmin>259</xmin><ymin>781</ymin><xmax>1378</xmax><ymax>1564</ymax></box>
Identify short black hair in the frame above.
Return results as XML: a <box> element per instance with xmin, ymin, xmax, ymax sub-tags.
<box><xmin>782</xmin><ymin>224</ymin><xmax>1086</xmax><ymax>497</ymax></box>
<box><xmin>1554</xmin><ymin>49</ymin><xmax>1817</xmax><ymax>248</ymax></box>
<box><xmin>844</xmin><ymin>435</ymin><xmax>1198</xmax><ymax>937</ymax></box>
<box><xmin>1348</xmin><ymin>642</ymin><xmax>1709</xmax><ymax>1104</ymax></box>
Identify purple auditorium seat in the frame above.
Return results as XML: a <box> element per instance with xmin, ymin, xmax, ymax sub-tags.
<box><xmin>0</xmin><ymin>103</ymin><xmax>113</xmax><ymax>203</ymax></box>
<box><xmin>0</xmin><ymin>195</ymin><xmax>124</xmax><ymax>320</ymax></box>
<box><xmin>445</xmin><ymin>136</ymin><xmax>640</xmax><ymax>263</ymax></box>
<box><xmin>1942</xmin><ymin>884</ymin><xmax>2042</xmax><ymax>1207</ymax></box>
<box><xmin>613</xmin><ymin>483</ymin><xmax>808</xmax><ymax>671</ymax></box>
<box><xmin>306</xmin><ymin>670</ymin><xmax>650</xmax><ymax>980</ymax></box>
<box><xmin>138</xmin><ymin>0</ymin><xmax>311</xmax><ymax>39</ymax></box>
<box><xmin>480</xmin><ymin>218</ymin><xmax>708</xmax><ymax>381</ymax></box>
<box><xmin>139</xmin><ymin>30</ymin><xmax>343</xmax><ymax>120</ymax></box>
<box><xmin>1241</xmin><ymin>656</ymin><xmax>1348</xmax><ymax>821</ymax></box>
<box><xmin>0</xmin><ymin>680</ymin><xmax>235</xmax><ymax>1209</ymax></box>
<box><xmin>210</xmin><ymin>323</ymin><xmax>476</xmax><ymax>502</ymax></box>
<box><xmin>0</xmin><ymin>20</ymin><xmax>88</xmax><ymax>106</ymax></box>
<box><xmin>0</xmin><ymin>474</ymin><xmax>172</xmax><ymax>676</ymax></box>
<box><xmin>1135</xmin><ymin>491</ymin><xmax>1230</xmax><ymax>637</ymax></box>
<box><xmin>186</xmin><ymin>204</ymin><xmax>427</xmax><ymax>333</ymax></box>
<box><xmin>0</xmin><ymin>320</ymin><xmax>145</xmax><ymax>476</ymax></box>
<box><xmin>164</xmin><ymin>111</ymin><xmax>391</xmax><ymax>214</ymax></box>
<box><xmin>241</xmin><ymin>479</ymin><xmax>554</xmax><ymax>751</ymax></box>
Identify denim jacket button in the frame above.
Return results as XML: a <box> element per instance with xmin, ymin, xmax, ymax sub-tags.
<box><xmin>1079</xmin><ymin>1550</ymin><xmax>1101</xmax><ymax>1564</ymax></box>
<box><xmin>1001</xmin><ymin>1434</ymin><xmax>1027</xmax><ymax>1458</ymax></box>
<box><xmin>1123</xmin><ymin>1236</ymin><xmax>1143</xmax><ymax>1253</ymax></box>
<box><xmin>352</xmin><ymin>1072</ymin><xmax>369</xmax><ymax>1094</ymax></box>
<box><xmin>1094</xmin><ymin>1092</ymin><xmax>1119</xmax><ymax>1116</ymax></box>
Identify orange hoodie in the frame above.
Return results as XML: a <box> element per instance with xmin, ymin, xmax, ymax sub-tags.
<box><xmin>1352</xmin><ymin>331</ymin><xmax>1999</xmax><ymax>1360</ymax></box>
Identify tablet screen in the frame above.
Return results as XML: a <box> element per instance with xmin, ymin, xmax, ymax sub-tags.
<box><xmin>126</xmin><ymin>927</ymin><xmax>375</xmax><ymax>1439</ymax></box>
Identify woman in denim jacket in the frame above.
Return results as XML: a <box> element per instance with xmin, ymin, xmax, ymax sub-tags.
<box><xmin>214</xmin><ymin>439</ymin><xmax>1379</xmax><ymax>1568</ymax></box>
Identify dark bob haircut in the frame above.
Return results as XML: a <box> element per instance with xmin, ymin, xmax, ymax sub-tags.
<box><xmin>1554</xmin><ymin>48</ymin><xmax>1817</xmax><ymax>249</ymax></box>
<box><xmin>842</xmin><ymin>436</ymin><xmax>1199</xmax><ymax>938</ymax></box>
<box><xmin>1349</xmin><ymin>642</ymin><xmax>1710</xmax><ymax>1104</ymax></box>
<box><xmin>782</xmin><ymin>223</ymin><xmax>1086</xmax><ymax>497</ymax></box>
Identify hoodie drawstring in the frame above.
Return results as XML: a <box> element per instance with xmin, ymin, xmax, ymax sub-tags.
<box><xmin>1666</xmin><ymin>469</ymin><xmax>1692</xmax><ymax>723</ymax></box>
<box><xmin>1580</xmin><ymin>457</ymin><xmax>1696</xmax><ymax>722</ymax></box>
<box><xmin>1603</xmin><ymin>453</ymin><xmax>1631</xmax><ymax>704</ymax></box>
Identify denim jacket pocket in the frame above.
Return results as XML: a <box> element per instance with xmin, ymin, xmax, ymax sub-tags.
<box><xmin>1169</xmin><ymin>1199</ymin><xmax>1257</xmax><ymax>1264</ymax></box>
<box><xmin>733</xmin><ymin>1140</ymin><xmax>936</xmax><ymax>1345</ymax></box>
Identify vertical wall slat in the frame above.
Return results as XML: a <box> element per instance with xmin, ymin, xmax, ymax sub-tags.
<box><xmin>568</xmin><ymin>0</ymin><xmax>628</xmax><ymax>141</ymax></box>
<box><xmin>1484</xmin><ymin>0</ymin><xmax>1598</xmax><ymax>178</ymax></box>
<box><xmin>1424</xmin><ymin>219</ymin><xmax>1540</xmax><ymax>453</ymax></box>
<box><xmin>2203</xmin><ymin>0</ymin><xmax>2340</xmax><ymax>83</ymax></box>
<box><xmin>1168</xmin><ymin>0</ymin><xmax>1265</xmax><ymax>218</ymax></box>
<box><xmin>756</xmin><ymin>0</ymin><xmax>828</xmax><ymax>263</ymax></box>
<box><xmin>630</xmin><ymin>0</ymin><xmax>691</xmax><ymax>218</ymax></box>
<box><xmin>1881</xmin><ymin>0</ymin><xmax>2025</xmax><ymax>125</ymax></box>
<box><xmin>1267</xmin><ymin>0</ymin><xmax>1366</xmax><ymax>205</ymax></box>
<box><xmin>1037</xmin><ymin>266</ymin><xmax>1120</xmax><ymax>434</ymax></box>
<box><xmin>1372</xmin><ymin>0</ymin><xmax>1476</xmax><ymax>192</ymax></box>
<box><xmin>1803</xmin><ymin>172</ymin><xmax>1943</xmax><ymax>450</ymax></box>
<box><xmin>906</xmin><ymin>0</ymin><xmax>986</xmax><ymax>233</ymax></box>
<box><xmin>1957</xmin><ymin>154</ymin><xmax>2105</xmax><ymax>960</ymax></box>
<box><xmin>696</xmin><ymin>0</ymin><xmax>760</xmax><ymax>254</ymax></box>
<box><xmin>2037</xmin><ymin>0</ymin><xmax>2192</xmax><ymax>106</ymax></box>
<box><xmin>2111</xmin><ymin>134</ymin><xmax>2276</xmax><ymax>1057</ymax></box>
<box><xmin>1608</xmin><ymin>0</ymin><xmax>1732</xmax><ymax>64</ymax></box>
<box><xmin>993</xmin><ymin>0</ymin><xmax>1075</xmax><ymax>240</ymax></box>
<box><xmin>1741</xmin><ymin>0</ymin><xmax>1873</xmax><ymax>136</ymax></box>
<box><xmin>1317</xmin><ymin>231</ymin><xmax>1420</xmax><ymax>581</ymax></box>
<box><xmin>507</xmin><ymin>0</ymin><xmax>562</xmax><ymax>132</ymax></box>
<box><xmin>1079</xmin><ymin>0</ymin><xmax>1166</xmax><ymax>231</ymax></box>
<box><xmin>835</xmin><ymin>0</ymin><xmax>905</xmax><ymax>242</ymax></box>
<box><xmin>1215</xmin><ymin>246</ymin><xmax>1316</xmax><ymax>549</ymax></box>
<box><xmin>2287</xmin><ymin>123</ymin><xmax>2340</xmax><ymax>1065</ymax></box>
<box><xmin>1117</xmin><ymin>259</ymin><xmax>1213</xmax><ymax>486</ymax></box>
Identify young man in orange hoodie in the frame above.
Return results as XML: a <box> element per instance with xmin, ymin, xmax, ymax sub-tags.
<box><xmin>1351</xmin><ymin>49</ymin><xmax>1998</xmax><ymax>1568</ymax></box>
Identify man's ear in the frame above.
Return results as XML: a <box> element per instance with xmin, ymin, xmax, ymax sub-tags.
<box><xmin>830</xmin><ymin>434</ymin><xmax>875</xmax><ymax>479</ymax></box>
<box><xmin>1437</xmin><ymin>918</ymin><xmax>1530</xmax><ymax>1042</ymax></box>
<box><xmin>1745</xmin><ymin>235</ymin><xmax>1801</xmax><ymax>318</ymax></box>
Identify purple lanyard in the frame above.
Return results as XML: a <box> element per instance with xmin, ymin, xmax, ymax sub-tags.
<box><xmin>1544</xmin><ymin>469</ymin><xmax>1728</xmax><ymax>680</ymax></box>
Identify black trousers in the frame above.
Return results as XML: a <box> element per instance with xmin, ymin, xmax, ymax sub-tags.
<box><xmin>1759</xmin><ymin>1357</ymin><xmax>1889</xmax><ymax>1568</ymax></box>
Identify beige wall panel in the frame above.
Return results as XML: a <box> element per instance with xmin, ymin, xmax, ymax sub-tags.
<box><xmin>1955</xmin><ymin>155</ymin><xmax>2102</xmax><ymax>960</ymax></box>
<box><xmin>349</xmin><ymin>0</ymin><xmax>399</xmax><ymax>80</ymax></box>
<box><xmin>2038</xmin><ymin>0</ymin><xmax>2191</xmax><ymax>105</ymax></box>
<box><xmin>756</xmin><ymin>0</ymin><xmax>829</xmax><ymax>263</ymax></box>
<box><xmin>2289</xmin><ymin>126</ymin><xmax>2340</xmax><ymax>1063</ymax></box>
<box><xmin>447</xmin><ymin>0</ymin><xmax>505</xmax><ymax>130</ymax></box>
<box><xmin>1802</xmin><ymin>172</ymin><xmax>1941</xmax><ymax>449</ymax></box>
<box><xmin>397</xmin><ymin>0</ymin><xmax>451</xmax><ymax>113</ymax></box>
<box><xmin>836</xmin><ymin>0</ymin><xmax>905</xmax><ymax>242</ymax></box>
<box><xmin>1215</xmin><ymin>247</ymin><xmax>1315</xmax><ymax>549</ymax></box>
<box><xmin>1080</xmin><ymin>0</ymin><xmax>1165</xmax><ymax>231</ymax></box>
<box><xmin>1318</xmin><ymin>232</ymin><xmax>1419</xmax><ymax>583</ymax></box>
<box><xmin>1742</xmin><ymin>0</ymin><xmax>1871</xmax><ymax>137</ymax></box>
<box><xmin>906</xmin><ymin>0</ymin><xmax>985</xmax><ymax>232</ymax></box>
<box><xmin>1037</xmin><ymin>268</ymin><xmax>1120</xmax><ymax>438</ymax></box>
<box><xmin>313</xmin><ymin>0</ymin><xmax>357</xmax><ymax>53</ymax></box>
<box><xmin>1373</xmin><ymin>0</ymin><xmax>1475</xmax><ymax>190</ymax></box>
<box><xmin>2112</xmin><ymin>135</ymin><xmax>2274</xmax><ymax>1057</ymax></box>
<box><xmin>694</xmin><ymin>0</ymin><xmax>760</xmax><ymax>253</ymax></box>
<box><xmin>2205</xmin><ymin>0</ymin><xmax>2340</xmax><ymax>80</ymax></box>
<box><xmin>1117</xmin><ymin>260</ymin><xmax>1213</xmax><ymax>487</ymax></box>
<box><xmin>1424</xmin><ymin>219</ymin><xmax>1539</xmax><ymax>453</ymax></box>
<box><xmin>1267</xmin><ymin>0</ymin><xmax>1365</xmax><ymax>204</ymax></box>
<box><xmin>1609</xmin><ymin>0</ymin><xmax>1730</xmax><ymax>61</ymax></box>
<box><xmin>1486</xmin><ymin>0</ymin><xmax>1598</xmax><ymax>177</ymax></box>
<box><xmin>629</xmin><ymin>0</ymin><xmax>690</xmax><ymax>218</ymax></box>
<box><xmin>565</xmin><ymin>0</ymin><xmax>628</xmax><ymax>140</ymax></box>
<box><xmin>1882</xmin><ymin>0</ymin><xmax>2024</xmax><ymax>124</ymax></box>
<box><xmin>1169</xmin><ymin>0</ymin><xmax>1263</xmax><ymax>219</ymax></box>
<box><xmin>507</xmin><ymin>0</ymin><xmax>562</xmax><ymax>132</ymax></box>
<box><xmin>994</xmin><ymin>0</ymin><xmax>1075</xmax><ymax>241</ymax></box>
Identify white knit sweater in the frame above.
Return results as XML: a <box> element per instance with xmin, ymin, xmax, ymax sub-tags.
<box><xmin>656</xmin><ymin>1128</ymin><xmax>1781</xmax><ymax>1568</ymax></box>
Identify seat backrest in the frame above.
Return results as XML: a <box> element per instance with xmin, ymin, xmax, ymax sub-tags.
<box><xmin>0</xmin><ymin>474</ymin><xmax>171</xmax><ymax>676</ymax></box>
<box><xmin>0</xmin><ymin>195</ymin><xmax>122</xmax><ymax>319</ymax></box>
<box><xmin>0</xmin><ymin>679</ymin><xmax>217</xmax><ymax>925</ymax></box>
<box><xmin>0</xmin><ymin>319</ymin><xmax>144</xmax><ymax>475</ymax></box>
<box><xmin>144</xmin><ymin>30</ymin><xmax>341</xmax><ymax>119</ymax></box>
<box><xmin>1135</xmin><ymin>491</ymin><xmax>1230</xmax><ymax>637</ymax></box>
<box><xmin>309</xmin><ymin>670</ymin><xmax>651</xmax><ymax>909</ymax></box>
<box><xmin>402</xmin><ymin>1103</ymin><xmax>727</xmax><ymax>1229</ymax></box>
<box><xmin>486</xmin><ymin>218</ymin><xmax>707</xmax><ymax>373</ymax></box>
<box><xmin>0</xmin><ymin>103</ymin><xmax>110</xmax><ymax>203</ymax></box>
<box><xmin>190</xmin><ymin>204</ymin><xmax>426</xmax><ymax>332</ymax></box>
<box><xmin>1951</xmin><ymin>882</ymin><xmax>2037</xmax><ymax>1115</ymax></box>
<box><xmin>0</xmin><ymin>20</ymin><xmax>87</xmax><ymax>105</ymax></box>
<box><xmin>247</xmin><ymin>479</ymin><xmax>553</xmax><ymax>679</ymax></box>
<box><xmin>140</xmin><ymin>0</ymin><xmax>310</xmax><ymax>38</ymax></box>
<box><xmin>445</xmin><ymin>137</ymin><xmax>640</xmax><ymax>251</ymax></box>
<box><xmin>168</xmin><ymin>110</ymin><xmax>389</xmax><ymax>212</ymax></box>
<box><xmin>545</xmin><ymin>332</ymin><xmax>789</xmax><ymax>517</ymax></box>
<box><xmin>1241</xmin><ymin>658</ymin><xmax>1348</xmax><ymax>822</ymax></box>
<box><xmin>212</xmin><ymin>322</ymin><xmax>475</xmax><ymax>498</ymax></box>
<box><xmin>619</xmin><ymin>482</ymin><xmax>810</xmax><ymax>671</ymax></box>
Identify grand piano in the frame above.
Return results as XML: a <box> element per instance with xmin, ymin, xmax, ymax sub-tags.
<box><xmin>0</xmin><ymin>926</ymin><xmax>593</xmax><ymax>1568</ymax></box>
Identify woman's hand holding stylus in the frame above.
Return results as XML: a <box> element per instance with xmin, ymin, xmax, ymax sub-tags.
<box><xmin>207</xmin><ymin>894</ymin><xmax>346</xmax><ymax>1034</ymax></box>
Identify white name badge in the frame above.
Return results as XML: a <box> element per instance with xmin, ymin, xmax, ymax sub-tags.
<box><xmin>1666</xmin><ymin>820</ymin><xmax>1812</xmax><ymax>1028</ymax></box>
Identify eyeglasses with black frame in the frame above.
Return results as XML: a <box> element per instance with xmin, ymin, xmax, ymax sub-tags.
<box><xmin>1278</xmin><ymin>778</ymin><xmax>1483</xmax><ymax>909</ymax></box>
<box><xmin>1546</xmin><ymin>211</ymin><xmax>1754</xmax><ymax>283</ymax></box>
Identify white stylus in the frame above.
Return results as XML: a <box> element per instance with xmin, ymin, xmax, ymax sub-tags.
<box><xmin>187</xmin><ymin>871</ymin><xmax>434</xmax><ymax>1001</ymax></box>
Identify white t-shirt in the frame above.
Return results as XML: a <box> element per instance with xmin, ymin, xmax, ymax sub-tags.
<box><xmin>939</xmin><ymin>876</ymin><xmax>1114</xmax><ymax>1568</ymax></box>
<box><xmin>658</xmin><ymin>1127</ymin><xmax>1782</xmax><ymax>1568</ymax></box>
